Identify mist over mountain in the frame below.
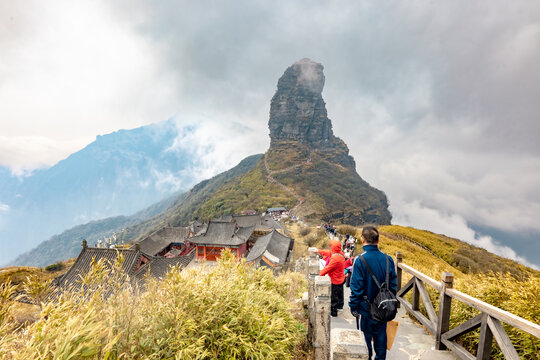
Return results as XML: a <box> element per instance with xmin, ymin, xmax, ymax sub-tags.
<box><xmin>0</xmin><ymin>119</ymin><xmax>201</xmax><ymax>265</ymax></box>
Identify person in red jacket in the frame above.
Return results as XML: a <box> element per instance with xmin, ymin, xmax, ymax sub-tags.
<box><xmin>317</xmin><ymin>240</ymin><xmax>346</xmax><ymax>317</ymax></box>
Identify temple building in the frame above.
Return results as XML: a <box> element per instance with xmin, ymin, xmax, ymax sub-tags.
<box><xmin>231</xmin><ymin>214</ymin><xmax>283</xmax><ymax>232</ymax></box>
<box><xmin>132</xmin><ymin>226</ymin><xmax>194</xmax><ymax>257</ymax></box>
<box><xmin>50</xmin><ymin>240</ymin><xmax>196</xmax><ymax>299</ymax></box>
<box><xmin>245</xmin><ymin>229</ymin><xmax>294</xmax><ymax>270</ymax></box>
<box><xmin>190</xmin><ymin>221</ymin><xmax>255</xmax><ymax>261</ymax></box>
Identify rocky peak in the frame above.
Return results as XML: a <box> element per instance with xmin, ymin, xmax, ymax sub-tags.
<box><xmin>268</xmin><ymin>59</ymin><xmax>355</xmax><ymax>169</ymax></box>
<box><xmin>268</xmin><ymin>59</ymin><xmax>334</xmax><ymax>147</ymax></box>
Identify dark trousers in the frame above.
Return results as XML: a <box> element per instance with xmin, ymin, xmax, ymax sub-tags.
<box><xmin>331</xmin><ymin>281</ymin><xmax>344</xmax><ymax>316</ymax></box>
<box><xmin>360</xmin><ymin>316</ymin><xmax>387</xmax><ymax>360</ymax></box>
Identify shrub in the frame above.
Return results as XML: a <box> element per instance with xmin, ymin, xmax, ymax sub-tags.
<box><xmin>337</xmin><ymin>225</ymin><xmax>357</xmax><ymax>237</ymax></box>
<box><xmin>44</xmin><ymin>263</ymin><xmax>64</xmax><ymax>272</ymax></box>
<box><xmin>0</xmin><ymin>250</ymin><xmax>307</xmax><ymax>360</ymax></box>
<box><xmin>0</xmin><ymin>282</ymin><xmax>17</xmax><ymax>326</ymax></box>
<box><xmin>22</xmin><ymin>275</ymin><xmax>52</xmax><ymax>306</ymax></box>
<box><xmin>299</xmin><ymin>226</ymin><xmax>311</xmax><ymax>237</ymax></box>
<box><xmin>304</xmin><ymin>235</ymin><xmax>319</xmax><ymax>247</ymax></box>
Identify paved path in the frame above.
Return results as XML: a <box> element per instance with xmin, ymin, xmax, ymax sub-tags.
<box><xmin>263</xmin><ymin>152</ymin><xmax>306</xmax><ymax>214</ymax></box>
<box><xmin>331</xmin><ymin>286</ymin><xmax>458</xmax><ymax>360</ymax></box>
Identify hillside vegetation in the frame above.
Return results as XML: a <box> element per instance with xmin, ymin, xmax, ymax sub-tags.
<box><xmin>195</xmin><ymin>140</ymin><xmax>391</xmax><ymax>226</ymax></box>
<box><xmin>270</xmin><ymin>141</ymin><xmax>390</xmax><ymax>223</ymax></box>
<box><xmin>193</xmin><ymin>159</ymin><xmax>296</xmax><ymax>219</ymax></box>
<box><xmin>0</xmin><ymin>251</ymin><xmax>308</xmax><ymax>360</ymax></box>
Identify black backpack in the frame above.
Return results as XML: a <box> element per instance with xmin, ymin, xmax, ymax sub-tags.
<box><xmin>358</xmin><ymin>254</ymin><xmax>398</xmax><ymax>322</ymax></box>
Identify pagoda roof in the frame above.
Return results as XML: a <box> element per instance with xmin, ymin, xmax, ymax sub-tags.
<box><xmin>134</xmin><ymin>249</ymin><xmax>195</xmax><ymax>280</ymax></box>
<box><xmin>50</xmin><ymin>244</ymin><xmax>195</xmax><ymax>300</ymax></box>
<box><xmin>267</xmin><ymin>207</ymin><xmax>287</xmax><ymax>212</ymax></box>
<box><xmin>133</xmin><ymin>226</ymin><xmax>190</xmax><ymax>256</ymax></box>
<box><xmin>232</xmin><ymin>214</ymin><xmax>283</xmax><ymax>231</ymax></box>
<box><xmin>245</xmin><ymin>229</ymin><xmax>294</xmax><ymax>266</ymax></box>
<box><xmin>190</xmin><ymin>221</ymin><xmax>254</xmax><ymax>247</ymax></box>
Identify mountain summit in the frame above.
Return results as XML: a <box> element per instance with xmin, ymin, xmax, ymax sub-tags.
<box><xmin>193</xmin><ymin>59</ymin><xmax>391</xmax><ymax>224</ymax></box>
<box><xmin>269</xmin><ymin>59</ymin><xmax>332</xmax><ymax>147</ymax></box>
<box><xmin>269</xmin><ymin>59</ymin><xmax>356</xmax><ymax>169</ymax></box>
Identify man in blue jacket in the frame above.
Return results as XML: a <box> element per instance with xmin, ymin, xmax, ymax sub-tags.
<box><xmin>349</xmin><ymin>226</ymin><xmax>397</xmax><ymax>360</ymax></box>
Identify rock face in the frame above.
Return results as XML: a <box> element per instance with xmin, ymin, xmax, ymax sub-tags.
<box><xmin>269</xmin><ymin>59</ymin><xmax>334</xmax><ymax>147</ymax></box>
<box><xmin>269</xmin><ymin>59</ymin><xmax>356</xmax><ymax>169</ymax></box>
<box><xmin>265</xmin><ymin>59</ymin><xmax>392</xmax><ymax>225</ymax></box>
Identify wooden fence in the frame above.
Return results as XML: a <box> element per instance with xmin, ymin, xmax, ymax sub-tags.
<box><xmin>395</xmin><ymin>252</ymin><xmax>540</xmax><ymax>360</ymax></box>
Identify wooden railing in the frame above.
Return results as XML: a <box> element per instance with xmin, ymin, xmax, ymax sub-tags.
<box><xmin>395</xmin><ymin>252</ymin><xmax>540</xmax><ymax>360</ymax></box>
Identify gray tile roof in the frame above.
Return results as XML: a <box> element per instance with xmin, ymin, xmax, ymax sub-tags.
<box><xmin>134</xmin><ymin>249</ymin><xmax>195</xmax><ymax>280</ymax></box>
<box><xmin>134</xmin><ymin>226</ymin><xmax>190</xmax><ymax>255</ymax></box>
<box><xmin>190</xmin><ymin>220</ymin><xmax>207</xmax><ymax>235</ymax></box>
<box><xmin>190</xmin><ymin>221</ymin><xmax>254</xmax><ymax>247</ymax></box>
<box><xmin>246</xmin><ymin>230</ymin><xmax>294</xmax><ymax>265</ymax></box>
<box><xmin>213</xmin><ymin>214</ymin><xmax>233</xmax><ymax>222</ymax></box>
<box><xmin>232</xmin><ymin>214</ymin><xmax>283</xmax><ymax>231</ymax></box>
<box><xmin>267</xmin><ymin>207</ymin><xmax>287</xmax><ymax>212</ymax></box>
<box><xmin>52</xmin><ymin>247</ymin><xmax>142</xmax><ymax>295</ymax></box>
<box><xmin>50</xmin><ymin>244</ymin><xmax>195</xmax><ymax>299</ymax></box>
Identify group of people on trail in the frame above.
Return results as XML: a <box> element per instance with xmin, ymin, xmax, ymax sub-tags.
<box><xmin>314</xmin><ymin>226</ymin><xmax>398</xmax><ymax>360</ymax></box>
<box><xmin>322</xmin><ymin>223</ymin><xmax>337</xmax><ymax>236</ymax></box>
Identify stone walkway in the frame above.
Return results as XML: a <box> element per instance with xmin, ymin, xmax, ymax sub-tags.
<box><xmin>331</xmin><ymin>286</ymin><xmax>458</xmax><ymax>360</ymax></box>
<box><xmin>263</xmin><ymin>152</ymin><xmax>306</xmax><ymax>213</ymax></box>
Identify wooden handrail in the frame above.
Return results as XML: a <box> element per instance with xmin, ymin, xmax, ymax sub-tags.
<box><xmin>445</xmin><ymin>288</ymin><xmax>540</xmax><ymax>337</ymax></box>
<box><xmin>398</xmin><ymin>263</ymin><xmax>442</xmax><ymax>291</ymax></box>
<box><xmin>395</xmin><ymin>252</ymin><xmax>540</xmax><ymax>360</ymax></box>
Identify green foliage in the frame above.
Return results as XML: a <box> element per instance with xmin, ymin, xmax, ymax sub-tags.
<box><xmin>272</xmin><ymin>149</ymin><xmax>390</xmax><ymax>224</ymax></box>
<box><xmin>265</xmin><ymin>140</ymin><xmax>310</xmax><ymax>172</ymax></box>
<box><xmin>194</xmin><ymin>159</ymin><xmax>296</xmax><ymax>220</ymax></box>
<box><xmin>0</xmin><ymin>250</ymin><xmax>306</xmax><ymax>359</ymax></box>
<box><xmin>44</xmin><ymin>263</ymin><xmax>64</xmax><ymax>272</ymax></box>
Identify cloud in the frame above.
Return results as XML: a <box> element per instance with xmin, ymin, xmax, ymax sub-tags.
<box><xmin>0</xmin><ymin>136</ymin><xmax>92</xmax><ymax>176</ymax></box>
<box><xmin>0</xmin><ymin>202</ymin><xmax>9</xmax><ymax>213</ymax></box>
<box><xmin>166</xmin><ymin>115</ymin><xmax>268</xmax><ymax>182</ymax></box>
<box><xmin>0</xmin><ymin>0</ymin><xmax>179</xmax><ymax>167</ymax></box>
<box><xmin>392</xmin><ymin>200</ymin><xmax>539</xmax><ymax>270</ymax></box>
<box><xmin>2</xmin><ymin>0</ymin><xmax>540</xmax><ymax>267</ymax></box>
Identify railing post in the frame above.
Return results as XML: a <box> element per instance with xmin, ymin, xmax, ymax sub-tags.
<box><xmin>314</xmin><ymin>276</ymin><xmax>331</xmax><ymax>360</ymax></box>
<box><xmin>412</xmin><ymin>280</ymin><xmax>420</xmax><ymax>311</ymax></box>
<box><xmin>307</xmin><ymin>247</ymin><xmax>320</xmax><ymax>343</ymax></box>
<box><xmin>396</xmin><ymin>252</ymin><xmax>402</xmax><ymax>308</ymax></box>
<box><xmin>476</xmin><ymin>313</ymin><xmax>493</xmax><ymax>360</ymax></box>
<box><xmin>435</xmin><ymin>272</ymin><xmax>454</xmax><ymax>350</ymax></box>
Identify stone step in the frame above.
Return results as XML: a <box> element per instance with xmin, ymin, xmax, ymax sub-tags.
<box><xmin>331</xmin><ymin>328</ymin><xmax>369</xmax><ymax>360</ymax></box>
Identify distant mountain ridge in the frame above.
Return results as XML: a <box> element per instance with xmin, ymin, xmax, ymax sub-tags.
<box><xmin>0</xmin><ymin>119</ymin><xmax>202</xmax><ymax>265</ymax></box>
<box><xmin>10</xmin><ymin>154</ymin><xmax>262</xmax><ymax>267</ymax></box>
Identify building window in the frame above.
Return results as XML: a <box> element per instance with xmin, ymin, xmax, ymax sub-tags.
<box><xmin>198</xmin><ymin>247</ymin><xmax>204</xmax><ymax>255</ymax></box>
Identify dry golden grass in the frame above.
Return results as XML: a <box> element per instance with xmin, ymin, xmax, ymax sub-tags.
<box><xmin>0</xmin><ymin>250</ymin><xmax>308</xmax><ymax>360</ymax></box>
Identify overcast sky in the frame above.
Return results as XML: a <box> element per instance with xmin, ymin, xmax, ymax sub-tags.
<box><xmin>1</xmin><ymin>0</ymin><xmax>539</xmax><ymax>267</ymax></box>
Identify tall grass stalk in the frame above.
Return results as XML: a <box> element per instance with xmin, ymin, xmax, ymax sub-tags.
<box><xmin>0</xmin><ymin>250</ymin><xmax>306</xmax><ymax>360</ymax></box>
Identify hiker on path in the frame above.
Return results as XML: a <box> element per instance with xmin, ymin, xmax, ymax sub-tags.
<box><xmin>349</xmin><ymin>226</ymin><xmax>397</xmax><ymax>360</ymax></box>
<box><xmin>344</xmin><ymin>255</ymin><xmax>356</xmax><ymax>287</ymax></box>
<box><xmin>316</xmin><ymin>240</ymin><xmax>346</xmax><ymax>317</ymax></box>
